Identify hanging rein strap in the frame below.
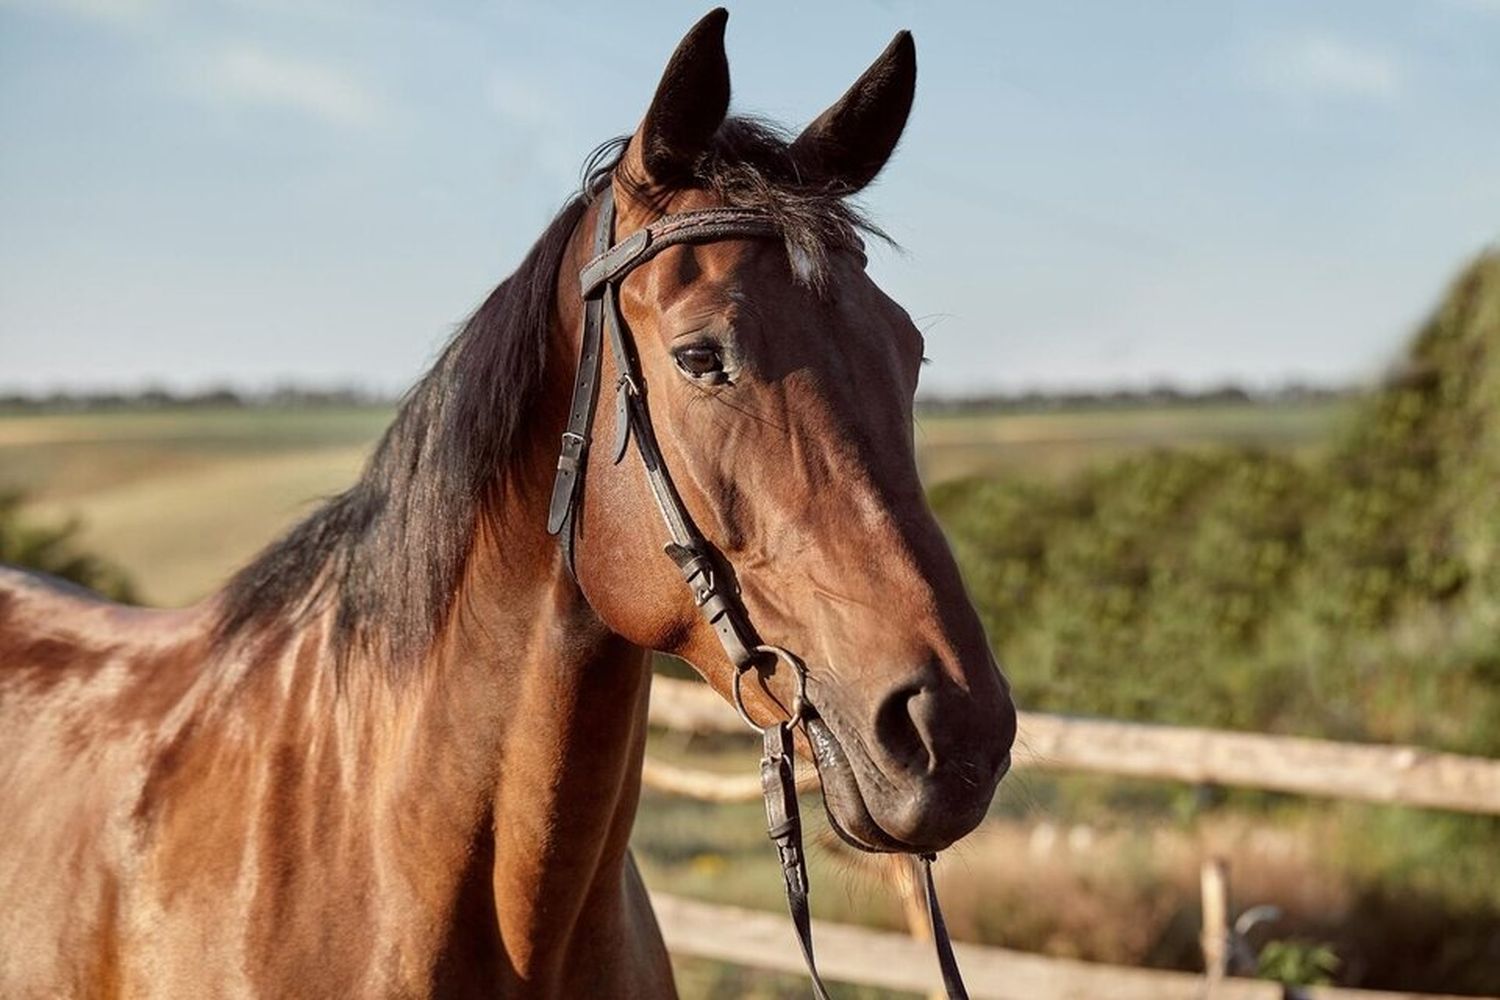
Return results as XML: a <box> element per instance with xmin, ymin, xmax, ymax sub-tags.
<box><xmin>921</xmin><ymin>852</ymin><xmax>971</xmax><ymax>1000</ymax></box>
<box><xmin>759</xmin><ymin>720</ymin><xmax>827</xmax><ymax>999</ymax></box>
<box><xmin>758</xmin><ymin>718</ymin><xmax>968</xmax><ymax>1000</ymax></box>
<box><xmin>546</xmin><ymin>184</ymin><xmax>970</xmax><ymax>1000</ymax></box>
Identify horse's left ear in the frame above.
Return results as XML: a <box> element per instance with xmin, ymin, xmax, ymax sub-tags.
<box><xmin>790</xmin><ymin>31</ymin><xmax>916</xmax><ymax>193</ymax></box>
<box><xmin>623</xmin><ymin>8</ymin><xmax>731</xmax><ymax>188</ymax></box>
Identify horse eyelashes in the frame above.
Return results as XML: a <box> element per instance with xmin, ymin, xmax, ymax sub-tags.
<box><xmin>673</xmin><ymin>344</ymin><xmax>728</xmax><ymax>383</ymax></box>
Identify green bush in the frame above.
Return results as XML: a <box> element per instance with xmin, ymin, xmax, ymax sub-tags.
<box><xmin>1256</xmin><ymin>939</ymin><xmax>1339</xmax><ymax>988</ymax></box>
<box><xmin>933</xmin><ymin>449</ymin><xmax>1316</xmax><ymax>728</ymax></box>
<box><xmin>1298</xmin><ymin>252</ymin><xmax>1500</xmax><ymax>627</ymax></box>
<box><xmin>0</xmin><ymin>491</ymin><xmax>137</xmax><ymax>602</ymax></box>
<box><xmin>932</xmin><ymin>251</ymin><xmax>1500</xmax><ymax>757</ymax></box>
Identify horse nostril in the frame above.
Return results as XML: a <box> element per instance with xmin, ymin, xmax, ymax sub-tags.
<box><xmin>871</xmin><ymin>669</ymin><xmax>1018</xmax><ymax>784</ymax></box>
<box><xmin>872</xmin><ymin>681</ymin><xmax>932</xmax><ymax>776</ymax></box>
<box><xmin>857</xmin><ymin>669</ymin><xmax>1018</xmax><ymax>849</ymax></box>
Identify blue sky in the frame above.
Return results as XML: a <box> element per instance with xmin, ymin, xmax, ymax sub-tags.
<box><xmin>2</xmin><ymin>0</ymin><xmax>1497</xmax><ymax>395</ymax></box>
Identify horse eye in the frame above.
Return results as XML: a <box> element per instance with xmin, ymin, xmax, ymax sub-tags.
<box><xmin>673</xmin><ymin>344</ymin><xmax>724</xmax><ymax>379</ymax></box>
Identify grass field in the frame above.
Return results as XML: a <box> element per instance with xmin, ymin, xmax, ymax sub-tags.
<box><xmin>0</xmin><ymin>400</ymin><xmax>1346</xmax><ymax>605</ymax></box>
<box><xmin>0</xmin><ymin>406</ymin><xmax>389</xmax><ymax>604</ymax></box>
<box><xmin>914</xmin><ymin>399</ymin><xmax>1346</xmax><ymax>483</ymax></box>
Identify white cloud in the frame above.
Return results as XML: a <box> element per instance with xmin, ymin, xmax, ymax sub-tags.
<box><xmin>1252</xmin><ymin>35</ymin><xmax>1404</xmax><ymax>103</ymax></box>
<box><xmin>0</xmin><ymin>0</ymin><xmax>162</xmax><ymax>21</ymax></box>
<box><xmin>2</xmin><ymin>1</ymin><xmax>389</xmax><ymax>130</ymax></box>
<box><xmin>1442</xmin><ymin>0</ymin><xmax>1500</xmax><ymax>13</ymax></box>
<box><xmin>210</xmin><ymin>45</ymin><xmax>383</xmax><ymax>129</ymax></box>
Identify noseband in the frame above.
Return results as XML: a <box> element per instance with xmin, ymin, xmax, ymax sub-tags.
<box><xmin>546</xmin><ymin>184</ymin><xmax>971</xmax><ymax>1000</ymax></box>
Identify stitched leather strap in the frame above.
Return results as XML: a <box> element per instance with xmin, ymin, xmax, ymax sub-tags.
<box><xmin>762</xmin><ymin>722</ymin><xmax>832</xmax><ymax>1000</ymax></box>
<box><xmin>547</xmin><ymin>187</ymin><xmax>779</xmax><ymax>592</ymax></box>
<box><xmin>579</xmin><ymin>206</ymin><xmax>780</xmax><ymax>297</ymax></box>
<box><xmin>545</xmin><ymin>186</ymin><xmax>618</xmax><ymax>570</ymax></box>
<box><xmin>921</xmin><ymin>854</ymin><xmax>971</xmax><ymax>999</ymax></box>
<box><xmin>590</xmin><ymin>197</ymin><xmax>760</xmax><ymax>667</ymax></box>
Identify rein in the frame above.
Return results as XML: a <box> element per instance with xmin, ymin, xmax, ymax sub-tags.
<box><xmin>546</xmin><ymin>184</ymin><xmax>971</xmax><ymax>999</ymax></box>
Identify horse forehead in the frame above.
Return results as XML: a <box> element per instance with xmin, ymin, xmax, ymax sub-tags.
<box><xmin>643</xmin><ymin>240</ymin><xmax>788</xmax><ymax>314</ymax></box>
<box><xmin>640</xmin><ymin>229</ymin><xmax>902</xmax><ymax>354</ymax></box>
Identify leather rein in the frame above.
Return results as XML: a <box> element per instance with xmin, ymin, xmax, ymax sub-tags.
<box><xmin>546</xmin><ymin>184</ymin><xmax>971</xmax><ymax>1000</ymax></box>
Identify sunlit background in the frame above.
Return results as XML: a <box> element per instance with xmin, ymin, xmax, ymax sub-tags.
<box><xmin>3</xmin><ymin>3</ymin><xmax>1500</xmax><ymax>998</ymax></box>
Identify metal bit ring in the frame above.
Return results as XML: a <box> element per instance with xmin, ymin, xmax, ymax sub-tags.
<box><xmin>731</xmin><ymin>644</ymin><xmax>810</xmax><ymax>733</ymax></box>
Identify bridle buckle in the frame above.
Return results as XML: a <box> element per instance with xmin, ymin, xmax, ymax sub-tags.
<box><xmin>555</xmin><ymin>430</ymin><xmax>587</xmax><ymax>474</ymax></box>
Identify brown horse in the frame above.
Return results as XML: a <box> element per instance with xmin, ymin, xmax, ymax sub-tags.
<box><xmin>0</xmin><ymin>10</ymin><xmax>1015</xmax><ymax>998</ymax></box>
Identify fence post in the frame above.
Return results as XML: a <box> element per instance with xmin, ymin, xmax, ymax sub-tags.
<box><xmin>1200</xmin><ymin>856</ymin><xmax>1230</xmax><ymax>998</ymax></box>
<box><xmin>890</xmin><ymin>854</ymin><xmax>944</xmax><ymax>1000</ymax></box>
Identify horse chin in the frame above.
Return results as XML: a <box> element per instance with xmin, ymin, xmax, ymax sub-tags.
<box><xmin>803</xmin><ymin>715</ymin><xmax>917</xmax><ymax>855</ymax></box>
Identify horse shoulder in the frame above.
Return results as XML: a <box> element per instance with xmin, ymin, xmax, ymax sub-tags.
<box><xmin>0</xmin><ymin>566</ymin><xmax>225</xmax><ymax>995</ymax></box>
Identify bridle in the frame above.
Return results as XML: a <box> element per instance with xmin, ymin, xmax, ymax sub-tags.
<box><xmin>546</xmin><ymin>183</ymin><xmax>971</xmax><ymax>1000</ymax></box>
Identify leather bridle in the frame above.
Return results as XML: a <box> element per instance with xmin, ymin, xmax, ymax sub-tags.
<box><xmin>546</xmin><ymin>183</ymin><xmax>971</xmax><ymax>1000</ymax></box>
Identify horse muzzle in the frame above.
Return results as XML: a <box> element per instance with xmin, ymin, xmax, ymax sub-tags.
<box><xmin>805</xmin><ymin>699</ymin><xmax>1014</xmax><ymax>854</ymax></box>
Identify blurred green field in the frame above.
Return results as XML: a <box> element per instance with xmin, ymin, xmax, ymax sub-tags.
<box><xmin>915</xmin><ymin>399</ymin><xmax>1347</xmax><ymax>483</ymax></box>
<box><xmin>0</xmin><ymin>406</ymin><xmax>389</xmax><ymax>605</ymax></box>
<box><xmin>0</xmin><ymin>400</ymin><xmax>1345</xmax><ymax>606</ymax></box>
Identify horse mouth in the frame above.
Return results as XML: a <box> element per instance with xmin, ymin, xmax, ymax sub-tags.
<box><xmin>803</xmin><ymin>714</ymin><xmax>927</xmax><ymax>854</ymax></box>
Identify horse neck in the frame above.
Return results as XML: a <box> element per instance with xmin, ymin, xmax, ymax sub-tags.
<box><xmin>198</xmin><ymin>257</ymin><xmax>653</xmax><ymax>979</ymax></box>
<box><xmin>419</xmin><ymin>482</ymin><xmax>655</xmax><ymax>977</ymax></box>
<box><xmin>361</xmin><ymin>313</ymin><xmax>653</xmax><ymax>975</ymax></box>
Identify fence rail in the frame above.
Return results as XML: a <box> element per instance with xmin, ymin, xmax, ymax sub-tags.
<box><xmin>647</xmin><ymin>677</ymin><xmax>1500</xmax><ymax>815</ymax></box>
<box><xmin>644</xmin><ymin>677</ymin><xmax>1500</xmax><ymax>1000</ymax></box>
<box><xmin>653</xmin><ymin>892</ymin><xmax>1478</xmax><ymax>1000</ymax></box>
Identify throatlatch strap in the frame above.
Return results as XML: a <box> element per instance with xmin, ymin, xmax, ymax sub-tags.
<box><xmin>545</xmin><ymin>186</ymin><xmax>618</xmax><ymax>574</ymax></box>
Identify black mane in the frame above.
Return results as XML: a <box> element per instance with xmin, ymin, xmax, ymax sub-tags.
<box><xmin>214</xmin><ymin>119</ymin><xmax>878</xmax><ymax>673</ymax></box>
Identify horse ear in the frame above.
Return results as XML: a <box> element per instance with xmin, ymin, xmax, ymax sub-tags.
<box><xmin>624</xmin><ymin>8</ymin><xmax>731</xmax><ymax>188</ymax></box>
<box><xmin>790</xmin><ymin>31</ymin><xmax>916</xmax><ymax>193</ymax></box>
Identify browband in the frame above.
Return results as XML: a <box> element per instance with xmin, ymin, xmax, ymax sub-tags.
<box><xmin>579</xmin><ymin>205</ymin><xmax>781</xmax><ymax>297</ymax></box>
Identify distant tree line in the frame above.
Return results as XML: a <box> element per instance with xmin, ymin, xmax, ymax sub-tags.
<box><xmin>0</xmin><ymin>381</ymin><xmax>1353</xmax><ymax>414</ymax></box>
<box><xmin>0</xmin><ymin>385</ymin><xmax>395</xmax><ymax>412</ymax></box>
<box><xmin>915</xmin><ymin>380</ymin><xmax>1353</xmax><ymax>415</ymax></box>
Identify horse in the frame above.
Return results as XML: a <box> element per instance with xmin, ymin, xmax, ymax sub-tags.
<box><xmin>0</xmin><ymin>10</ymin><xmax>1016</xmax><ymax>997</ymax></box>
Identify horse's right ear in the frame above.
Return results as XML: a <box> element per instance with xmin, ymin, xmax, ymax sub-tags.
<box><xmin>623</xmin><ymin>8</ymin><xmax>731</xmax><ymax>189</ymax></box>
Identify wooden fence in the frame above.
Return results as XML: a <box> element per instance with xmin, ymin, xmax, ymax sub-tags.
<box><xmin>652</xmin><ymin>892</ymin><xmax>1478</xmax><ymax>1000</ymax></box>
<box><xmin>642</xmin><ymin>676</ymin><xmax>1500</xmax><ymax>999</ymax></box>
<box><xmin>646</xmin><ymin>677</ymin><xmax>1500</xmax><ymax>814</ymax></box>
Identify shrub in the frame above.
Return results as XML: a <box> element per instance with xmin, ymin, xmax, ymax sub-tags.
<box><xmin>932</xmin><ymin>251</ymin><xmax>1500</xmax><ymax>756</ymax></box>
<box><xmin>0</xmin><ymin>491</ymin><xmax>137</xmax><ymax>602</ymax></box>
